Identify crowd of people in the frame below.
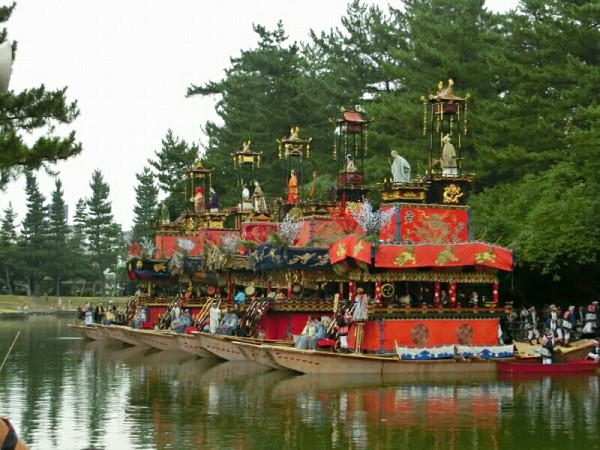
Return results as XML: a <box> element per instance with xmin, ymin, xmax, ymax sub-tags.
<box><xmin>78</xmin><ymin>301</ymin><xmax>123</xmax><ymax>326</ymax></box>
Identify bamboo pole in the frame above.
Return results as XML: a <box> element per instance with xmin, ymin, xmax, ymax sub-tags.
<box><xmin>0</xmin><ymin>331</ymin><xmax>20</xmax><ymax>374</ymax></box>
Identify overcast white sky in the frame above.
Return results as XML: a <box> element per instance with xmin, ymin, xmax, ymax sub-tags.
<box><xmin>1</xmin><ymin>0</ymin><xmax>518</xmax><ymax>231</ymax></box>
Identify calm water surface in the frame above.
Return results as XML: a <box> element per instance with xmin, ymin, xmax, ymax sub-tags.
<box><xmin>1</xmin><ymin>316</ymin><xmax>599</xmax><ymax>450</ymax></box>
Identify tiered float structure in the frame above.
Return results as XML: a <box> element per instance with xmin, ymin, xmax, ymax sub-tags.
<box><xmin>126</xmin><ymin>80</ymin><xmax>514</xmax><ymax>353</ymax></box>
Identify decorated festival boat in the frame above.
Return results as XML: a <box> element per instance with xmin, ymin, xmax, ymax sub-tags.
<box><xmin>123</xmin><ymin>80</ymin><xmax>518</xmax><ymax>365</ymax></box>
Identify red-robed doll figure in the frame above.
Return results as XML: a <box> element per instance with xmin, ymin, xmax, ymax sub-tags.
<box><xmin>288</xmin><ymin>169</ymin><xmax>298</xmax><ymax>204</ymax></box>
<box><xmin>193</xmin><ymin>186</ymin><xmax>205</xmax><ymax>212</ymax></box>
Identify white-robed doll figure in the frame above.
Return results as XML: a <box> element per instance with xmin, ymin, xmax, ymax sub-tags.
<box><xmin>441</xmin><ymin>134</ymin><xmax>458</xmax><ymax>175</ymax></box>
<box><xmin>390</xmin><ymin>150</ymin><xmax>411</xmax><ymax>183</ymax></box>
<box><xmin>252</xmin><ymin>181</ymin><xmax>267</xmax><ymax>213</ymax></box>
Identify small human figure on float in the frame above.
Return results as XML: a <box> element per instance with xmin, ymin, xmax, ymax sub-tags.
<box><xmin>390</xmin><ymin>150</ymin><xmax>411</xmax><ymax>183</ymax></box>
<box><xmin>193</xmin><ymin>186</ymin><xmax>205</xmax><ymax>212</ymax></box>
<box><xmin>441</xmin><ymin>134</ymin><xmax>458</xmax><ymax>176</ymax></box>
<box><xmin>288</xmin><ymin>169</ymin><xmax>299</xmax><ymax>204</ymax></box>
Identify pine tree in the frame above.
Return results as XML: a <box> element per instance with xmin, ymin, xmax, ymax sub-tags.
<box><xmin>0</xmin><ymin>4</ymin><xmax>81</xmax><ymax>189</ymax></box>
<box><xmin>131</xmin><ymin>167</ymin><xmax>159</xmax><ymax>243</ymax></box>
<box><xmin>187</xmin><ymin>22</ymin><xmax>332</xmax><ymax>208</ymax></box>
<box><xmin>0</xmin><ymin>203</ymin><xmax>19</xmax><ymax>294</ymax></box>
<box><xmin>20</xmin><ymin>172</ymin><xmax>49</xmax><ymax>295</ymax></box>
<box><xmin>148</xmin><ymin>130</ymin><xmax>198</xmax><ymax>221</ymax></box>
<box><xmin>47</xmin><ymin>179</ymin><xmax>71</xmax><ymax>295</ymax></box>
<box><xmin>85</xmin><ymin>170</ymin><xmax>123</xmax><ymax>294</ymax></box>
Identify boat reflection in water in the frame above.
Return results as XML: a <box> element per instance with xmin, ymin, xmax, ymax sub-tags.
<box><xmin>2</xmin><ymin>317</ymin><xmax>600</xmax><ymax>450</ymax></box>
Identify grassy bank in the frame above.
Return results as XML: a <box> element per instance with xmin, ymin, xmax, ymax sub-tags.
<box><xmin>0</xmin><ymin>295</ymin><xmax>130</xmax><ymax>312</ymax></box>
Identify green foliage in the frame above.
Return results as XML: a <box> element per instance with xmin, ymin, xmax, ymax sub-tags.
<box><xmin>131</xmin><ymin>166</ymin><xmax>159</xmax><ymax>243</ymax></box>
<box><xmin>0</xmin><ymin>202</ymin><xmax>18</xmax><ymax>293</ymax></box>
<box><xmin>0</xmin><ymin>4</ymin><xmax>81</xmax><ymax>189</ymax></box>
<box><xmin>86</xmin><ymin>170</ymin><xmax>124</xmax><ymax>292</ymax></box>
<box><xmin>148</xmin><ymin>130</ymin><xmax>198</xmax><ymax>221</ymax></box>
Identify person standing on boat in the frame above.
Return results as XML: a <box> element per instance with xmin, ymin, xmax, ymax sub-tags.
<box><xmin>84</xmin><ymin>302</ymin><xmax>94</xmax><ymax>326</ymax></box>
<box><xmin>209</xmin><ymin>303</ymin><xmax>221</xmax><ymax>334</ymax></box>
<box><xmin>353</xmin><ymin>288</ymin><xmax>369</xmax><ymax>321</ymax></box>
<box><xmin>524</xmin><ymin>306</ymin><xmax>541</xmax><ymax>344</ymax></box>
<box><xmin>582</xmin><ymin>300</ymin><xmax>598</xmax><ymax>335</ymax></box>
<box><xmin>561</xmin><ymin>305</ymin><xmax>577</xmax><ymax>347</ymax></box>
<box><xmin>336</xmin><ymin>309</ymin><xmax>352</xmax><ymax>353</ymax></box>
<box><xmin>546</xmin><ymin>304</ymin><xmax>564</xmax><ymax>345</ymax></box>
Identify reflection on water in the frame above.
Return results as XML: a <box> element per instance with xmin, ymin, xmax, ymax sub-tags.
<box><xmin>0</xmin><ymin>316</ymin><xmax>599</xmax><ymax>450</ymax></box>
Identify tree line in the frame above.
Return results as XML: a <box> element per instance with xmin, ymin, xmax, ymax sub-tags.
<box><xmin>2</xmin><ymin>1</ymin><xmax>599</xmax><ymax>304</ymax></box>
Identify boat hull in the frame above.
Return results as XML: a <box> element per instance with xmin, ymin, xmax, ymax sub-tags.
<box><xmin>176</xmin><ymin>333</ymin><xmax>217</xmax><ymax>358</ymax></box>
<box><xmin>262</xmin><ymin>345</ymin><xmax>498</xmax><ymax>375</ymax></box>
<box><xmin>101</xmin><ymin>325</ymin><xmax>150</xmax><ymax>347</ymax></box>
<box><xmin>234</xmin><ymin>341</ymin><xmax>287</xmax><ymax>370</ymax></box>
<box><xmin>197</xmin><ymin>333</ymin><xmax>246</xmax><ymax>361</ymax></box>
<box><xmin>68</xmin><ymin>324</ymin><xmax>110</xmax><ymax>341</ymax></box>
<box><xmin>497</xmin><ymin>359</ymin><xmax>599</xmax><ymax>374</ymax></box>
<box><xmin>128</xmin><ymin>329</ymin><xmax>181</xmax><ymax>351</ymax></box>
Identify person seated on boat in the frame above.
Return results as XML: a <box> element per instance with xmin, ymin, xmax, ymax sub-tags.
<box><xmin>171</xmin><ymin>309</ymin><xmax>192</xmax><ymax>333</ymax></box>
<box><xmin>217</xmin><ymin>309</ymin><xmax>239</xmax><ymax>336</ymax></box>
<box><xmin>234</xmin><ymin>289</ymin><xmax>246</xmax><ymax>306</ymax></box>
<box><xmin>540</xmin><ymin>328</ymin><xmax>555</xmax><ymax>365</ymax></box>
<box><xmin>335</xmin><ymin>309</ymin><xmax>352</xmax><ymax>353</ymax></box>
<box><xmin>103</xmin><ymin>308</ymin><xmax>117</xmax><ymax>325</ymax></box>
<box><xmin>275</xmin><ymin>288</ymin><xmax>286</xmax><ymax>302</ymax></box>
<box><xmin>352</xmin><ymin>288</ymin><xmax>369</xmax><ymax>321</ymax></box>
<box><xmin>131</xmin><ymin>305</ymin><xmax>148</xmax><ymax>329</ymax></box>
<box><xmin>307</xmin><ymin>317</ymin><xmax>327</xmax><ymax>350</ymax></box>
<box><xmin>586</xmin><ymin>339</ymin><xmax>600</xmax><ymax>361</ymax></box>
<box><xmin>295</xmin><ymin>316</ymin><xmax>317</xmax><ymax>350</ymax></box>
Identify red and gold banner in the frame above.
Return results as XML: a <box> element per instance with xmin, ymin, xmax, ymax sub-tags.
<box><xmin>374</xmin><ymin>242</ymin><xmax>513</xmax><ymax>271</ymax></box>
<box><xmin>329</xmin><ymin>235</ymin><xmax>372</xmax><ymax>265</ymax></box>
<box><xmin>241</xmin><ymin>223</ymin><xmax>278</xmax><ymax>244</ymax></box>
<box><xmin>380</xmin><ymin>206</ymin><xmax>469</xmax><ymax>244</ymax></box>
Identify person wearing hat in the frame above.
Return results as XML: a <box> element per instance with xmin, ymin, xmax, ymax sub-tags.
<box><xmin>585</xmin><ymin>339</ymin><xmax>600</xmax><ymax>361</ymax></box>
<box><xmin>541</xmin><ymin>328</ymin><xmax>555</xmax><ymax>365</ymax></box>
